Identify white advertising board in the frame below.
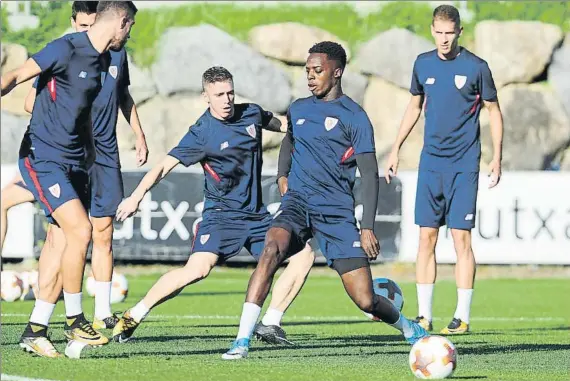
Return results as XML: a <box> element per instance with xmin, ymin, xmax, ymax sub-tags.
<box><xmin>1</xmin><ymin>164</ymin><xmax>35</xmax><ymax>258</ymax></box>
<box><xmin>398</xmin><ymin>171</ymin><xmax>570</xmax><ymax>265</ymax></box>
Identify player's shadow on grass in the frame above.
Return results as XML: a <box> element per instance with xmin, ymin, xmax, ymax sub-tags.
<box><xmin>136</xmin><ymin>334</ymin><xmax>235</xmax><ymax>343</ymax></box>
<box><xmin>459</xmin><ymin>343</ymin><xmax>570</xmax><ymax>355</ymax></box>
<box><xmin>191</xmin><ymin>319</ymin><xmax>370</xmax><ymax>329</ymax></box>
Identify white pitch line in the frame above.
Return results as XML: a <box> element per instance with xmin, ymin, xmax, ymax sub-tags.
<box><xmin>1</xmin><ymin>374</ymin><xmax>64</xmax><ymax>381</ymax></box>
<box><xmin>1</xmin><ymin>313</ymin><xmax>566</xmax><ymax>322</ymax></box>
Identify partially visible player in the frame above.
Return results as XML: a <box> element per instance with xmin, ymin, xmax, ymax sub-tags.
<box><xmin>112</xmin><ymin>66</ymin><xmax>315</xmax><ymax>343</ymax></box>
<box><xmin>1</xmin><ymin>1</ymin><xmax>138</xmax><ymax>358</ymax></box>
<box><xmin>1</xmin><ymin>1</ymin><xmax>99</xmax><ymax>255</ymax></box>
<box><xmin>1</xmin><ymin>2</ymin><xmax>148</xmax><ymax>333</ymax></box>
<box><xmin>384</xmin><ymin>5</ymin><xmax>503</xmax><ymax>334</ymax></box>
<box><xmin>222</xmin><ymin>42</ymin><xmax>429</xmax><ymax>360</ymax></box>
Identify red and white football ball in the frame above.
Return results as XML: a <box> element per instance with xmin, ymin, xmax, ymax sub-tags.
<box><xmin>1</xmin><ymin>270</ymin><xmax>24</xmax><ymax>302</ymax></box>
<box><xmin>363</xmin><ymin>277</ymin><xmax>404</xmax><ymax>321</ymax></box>
<box><xmin>409</xmin><ymin>335</ymin><xmax>457</xmax><ymax>379</ymax></box>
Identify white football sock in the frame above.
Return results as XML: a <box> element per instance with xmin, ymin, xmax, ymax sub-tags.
<box><xmin>94</xmin><ymin>281</ymin><xmax>112</xmax><ymax>320</ymax></box>
<box><xmin>29</xmin><ymin>299</ymin><xmax>56</xmax><ymax>327</ymax></box>
<box><xmin>236</xmin><ymin>302</ymin><xmax>261</xmax><ymax>340</ymax></box>
<box><xmin>390</xmin><ymin>312</ymin><xmax>414</xmax><ymax>337</ymax></box>
<box><xmin>130</xmin><ymin>300</ymin><xmax>150</xmax><ymax>322</ymax></box>
<box><xmin>454</xmin><ymin>288</ymin><xmax>473</xmax><ymax>323</ymax></box>
<box><xmin>416</xmin><ymin>283</ymin><xmax>434</xmax><ymax>321</ymax></box>
<box><xmin>63</xmin><ymin>291</ymin><xmax>83</xmax><ymax>317</ymax></box>
<box><xmin>261</xmin><ymin>307</ymin><xmax>284</xmax><ymax>327</ymax></box>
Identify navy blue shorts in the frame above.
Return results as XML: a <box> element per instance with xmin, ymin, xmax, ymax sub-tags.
<box><xmin>89</xmin><ymin>163</ymin><xmax>124</xmax><ymax>218</ymax></box>
<box><xmin>415</xmin><ymin>171</ymin><xmax>479</xmax><ymax>230</ymax></box>
<box><xmin>18</xmin><ymin>156</ymin><xmax>89</xmax><ymax>225</ymax></box>
<box><xmin>191</xmin><ymin>211</ymin><xmax>303</xmax><ymax>262</ymax></box>
<box><xmin>271</xmin><ymin>191</ymin><xmax>367</xmax><ymax>267</ymax></box>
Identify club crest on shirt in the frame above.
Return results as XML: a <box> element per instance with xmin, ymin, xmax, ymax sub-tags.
<box><xmin>109</xmin><ymin>66</ymin><xmax>118</xmax><ymax>79</ymax></box>
<box><xmin>454</xmin><ymin>75</ymin><xmax>467</xmax><ymax>89</ymax></box>
<box><xmin>324</xmin><ymin>117</ymin><xmax>338</xmax><ymax>131</ymax></box>
<box><xmin>246</xmin><ymin>124</ymin><xmax>256</xmax><ymax>138</ymax></box>
<box><xmin>200</xmin><ymin>234</ymin><xmax>210</xmax><ymax>245</ymax></box>
<box><xmin>49</xmin><ymin>184</ymin><xmax>61</xmax><ymax>198</ymax></box>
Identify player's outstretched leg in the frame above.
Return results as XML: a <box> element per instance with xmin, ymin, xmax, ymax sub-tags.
<box><xmin>113</xmin><ymin>252</ymin><xmax>218</xmax><ymax>342</ymax></box>
<box><xmin>415</xmin><ymin>227</ymin><xmax>439</xmax><ymax>331</ymax></box>
<box><xmin>223</xmin><ymin>227</ymin><xmax>292</xmax><ymax>360</ymax></box>
<box><xmin>52</xmin><ymin>200</ymin><xmax>108</xmax><ymax>347</ymax></box>
<box><xmin>254</xmin><ymin>242</ymin><xmax>314</xmax><ymax>345</ymax></box>
<box><xmin>336</xmin><ymin>259</ymin><xmax>429</xmax><ymax>345</ymax></box>
<box><xmin>440</xmin><ymin>228</ymin><xmax>474</xmax><ymax>335</ymax></box>
<box><xmin>1</xmin><ymin>177</ymin><xmax>34</xmax><ymax>253</ymax></box>
<box><xmin>91</xmin><ymin>216</ymin><xmax>119</xmax><ymax>330</ymax></box>
<box><xmin>19</xmin><ymin>225</ymin><xmax>65</xmax><ymax>358</ymax></box>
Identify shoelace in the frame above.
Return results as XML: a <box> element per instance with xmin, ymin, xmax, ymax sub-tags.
<box><xmin>79</xmin><ymin>321</ymin><xmax>98</xmax><ymax>336</ymax></box>
<box><xmin>36</xmin><ymin>336</ymin><xmax>59</xmax><ymax>355</ymax></box>
<box><xmin>124</xmin><ymin>316</ymin><xmax>138</xmax><ymax>329</ymax></box>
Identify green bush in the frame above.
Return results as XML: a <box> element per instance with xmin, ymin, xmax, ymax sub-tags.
<box><xmin>2</xmin><ymin>1</ymin><xmax>569</xmax><ymax>68</ymax></box>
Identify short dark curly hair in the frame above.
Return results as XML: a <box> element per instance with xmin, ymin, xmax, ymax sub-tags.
<box><xmin>308</xmin><ymin>41</ymin><xmax>347</xmax><ymax>69</ymax></box>
<box><xmin>202</xmin><ymin>66</ymin><xmax>233</xmax><ymax>90</ymax></box>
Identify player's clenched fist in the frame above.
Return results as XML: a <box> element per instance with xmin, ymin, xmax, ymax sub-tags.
<box><xmin>116</xmin><ymin>196</ymin><xmax>140</xmax><ymax>222</ymax></box>
<box><xmin>360</xmin><ymin>229</ymin><xmax>380</xmax><ymax>260</ymax></box>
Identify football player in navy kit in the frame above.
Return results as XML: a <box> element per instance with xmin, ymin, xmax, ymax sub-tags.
<box><xmin>112</xmin><ymin>67</ymin><xmax>315</xmax><ymax>344</ymax></box>
<box><xmin>385</xmin><ymin>4</ymin><xmax>504</xmax><ymax>335</ymax></box>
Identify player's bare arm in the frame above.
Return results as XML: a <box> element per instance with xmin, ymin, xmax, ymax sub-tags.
<box><xmin>1</xmin><ymin>58</ymin><xmax>42</xmax><ymax>96</ymax></box>
<box><xmin>484</xmin><ymin>100</ymin><xmax>503</xmax><ymax>188</ymax></box>
<box><xmin>116</xmin><ymin>155</ymin><xmax>179</xmax><ymax>221</ymax></box>
<box><xmin>385</xmin><ymin>94</ymin><xmax>424</xmax><ymax>183</ymax></box>
<box><xmin>355</xmin><ymin>153</ymin><xmax>380</xmax><ymax>259</ymax></box>
<box><xmin>120</xmin><ymin>88</ymin><xmax>149</xmax><ymax>167</ymax></box>
<box><xmin>24</xmin><ymin>86</ymin><xmax>37</xmax><ymax>114</ymax></box>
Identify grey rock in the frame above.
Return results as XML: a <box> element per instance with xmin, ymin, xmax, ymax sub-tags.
<box><xmin>548</xmin><ymin>44</ymin><xmax>570</xmax><ymax>117</ymax></box>
<box><xmin>127</xmin><ymin>56</ymin><xmax>157</xmax><ymax>105</ymax></box>
<box><xmin>151</xmin><ymin>24</ymin><xmax>292</xmax><ymax>113</ymax></box>
<box><xmin>354</xmin><ymin>28</ymin><xmax>435</xmax><ymax>89</ymax></box>
<box><xmin>475</xmin><ymin>21</ymin><xmax>563</xmax><ymax>87</ymax></box>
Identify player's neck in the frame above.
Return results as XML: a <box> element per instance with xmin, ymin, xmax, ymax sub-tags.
<box><xmin>319</xmin><ymin>85</ymin><xmax>344</xmax><ymax>102</ymax></box>
<box><xmin>86</xmin><ymin>23</ymin><xmax>115</xmax><ymax>54</ymax></box>
<box><xmin>438</xmin><ymin>45</ymin><xmax>461</xmax><ymax>61</ymax></box>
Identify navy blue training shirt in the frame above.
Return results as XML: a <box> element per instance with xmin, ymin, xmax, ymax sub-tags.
<box><xmin>26</xmin><ymin>32</ymin><xmax>103</xmax><ymax>165</ymax></box>
<box><xmin>168</xmin><ymin>103</ymin><xmax>273</xmax><ymax>215</ymax></box>
<box><xmin>91</xmin><ymin>48</ymin><xmax>129</xmax><ymax>168</ymax></box>
<box><xmin>32</xmin><ymin>47</ymin><xmax>129</xmax><ymax>168</ymax></box>
<box><xmin>286</xmin><ymin>95</ymin><xmax>376</xmax><ymax>212</ymax></box>
<box><xmin>410</xmin><ymin>47</ymin><xmax>497</xmax><ymax>172</ymax></box>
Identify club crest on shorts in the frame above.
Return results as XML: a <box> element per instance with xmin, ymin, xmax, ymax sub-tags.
<box><xmin>200</xmin><ymin>234</ymin><xmax>210</xmax><ymax>245</ymax></box>
<box><xmin>48</xmin><ymin>184</ymin><xmax>61</xmax><ymax>198</ymax></box>
<box><xmin>324</xmin><ymin>117</ymin><xmax>338</xmax><ymax>131</ymax></box>
<box><xmin>454</xmin><ymin>75</ymin><xmax>467</xmax><ymax>89</ymax></box>
<box><xmin>246</xmin><ymin>124</ymin><xmax>256</xmax><ymax>138</ymax></box>
<box><xmin>109</xmin><ymin>66</ymin><xmax>118</xmax><ymax>79</ymax></box>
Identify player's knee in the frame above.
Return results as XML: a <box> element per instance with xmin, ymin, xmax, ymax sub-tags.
<box><xmin>451</xmin><ymin>230</ymin><xmax>472</xmax><ymax>257</ymax></box>
<box><xmin>92</xmin><ymin>225</ymin><xmax>113</xmax><ymax>252</ymax></box>
<box><xmin>418</xmin><ymin>229</ymin><xmax>438</xmax><ymax>255</ymax></box>
<box><xmin>258</xmin><ymin>241</ymin><xmax>284</xmax><ymax>268</ymax></box>
<box><xmin>289</xmin><ymin>245</ymin><xmax>315</xmax><ymax>270</ymax></box>
<box><xmin>68</xmin><ymin>220</ymin><xmax>93</xmax><ymax>246</ymax></box>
